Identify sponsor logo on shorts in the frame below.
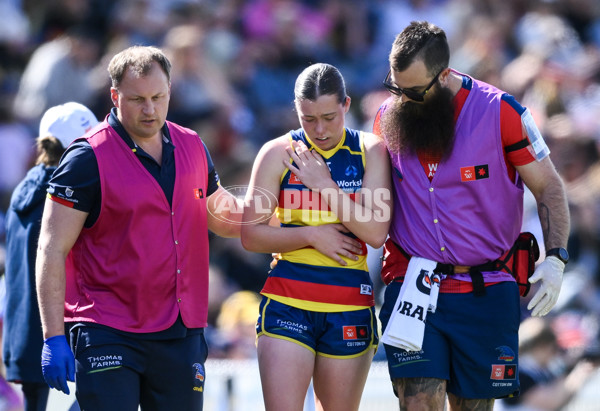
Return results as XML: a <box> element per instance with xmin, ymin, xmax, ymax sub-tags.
<box><xmin>87</xmin><ymin>354</ymin><xmax>123</xmax><ymax>372</ymax></box>
<box><xmin>496</xmin><ymin>345</ymin><xmax>516</xmax><ymax>361</ymax></box>
<box><xmin>343</xmin><ymin>325</ymin><xmax>369</xmax><ymax>340</ymax></box>
<box><xmin>193</xmin><ymin>363</ymin><xmax>205</xmax><ymax>392</ymax></box>
<box><xmin>391</xmin><ymin>350</ymin><xmax>426</xmax><ymax>366</ymax></box>
<box><xmin>276</xmin><ymin>319</ymin><xmax>308</xmax><ymax>334</ymax></box>
<box><xmin>193</xmin><ymin>188</ymin><xmax>204</xmax><ymax>199</ymax></box>
<box><xmin>490</xmin><ymin>364</ymin><xmax>517</xmax><ymax>380</ymax></box>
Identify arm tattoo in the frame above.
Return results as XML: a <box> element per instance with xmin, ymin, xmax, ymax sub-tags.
<box><xmin>538</xmin><ymin>202</ymin><xmax>550</xmax><ymax>245</ymax></box>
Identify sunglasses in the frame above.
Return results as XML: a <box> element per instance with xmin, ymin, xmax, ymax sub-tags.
<box><xmin>383</xmin><ymin>69</ymin><xmax>444</xmax><ymax>102</ymax></box>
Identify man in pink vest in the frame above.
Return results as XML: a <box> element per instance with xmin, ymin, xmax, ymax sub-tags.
<box><xmin>374</xmin><ymin>21</ymin><xmax>570</xmax><ymax>410</ymax></box>
<box><xmin>36</xmin><ymin>46</ymin><xmax>241</xmax><ymax>410</ymax></box>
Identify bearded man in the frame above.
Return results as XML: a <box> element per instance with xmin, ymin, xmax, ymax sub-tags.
<box><xmin>373</xmin><ymin>21</ymin><xmax>570</xmax><ymax>411</ymax></box>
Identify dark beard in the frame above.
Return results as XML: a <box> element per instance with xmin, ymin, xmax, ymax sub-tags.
<box><xmin>381</xmin><ymin>86</ymin><xmax>456</xmax><ymax>158</ymax></box>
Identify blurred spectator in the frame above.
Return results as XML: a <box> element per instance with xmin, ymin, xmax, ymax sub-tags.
<box><xmin>499</xmin><ymin>316</ymin><xmax>600</xmax><ymax>410</ymax></box>
<box><xmin>201</xmin><ymin>0</ymin><xmax>245</xmax><ymax>69</ymax></box>
<box><xmin>210</xmin><ymin>291</ymin><xmax>261</xmax><ymax>359</ymax></box>
<box><xmin>0</xmin><ymin>0</ymin><xmax>29</xmax><ymax>48</ymax></box>
<box><xmin>369</xmin><ymin>0</ymin><xmax>466</xmax><ymax>59</ymax></box>
<box><xmin>206</xmin><ymin>264</ymin><xmax>240</xmax><ymax>329</ymax></box>
<box><xmin>450</xmin><ymin>15</ymin><xmax>511</xmax><ymax>86</ymax></box>
<box><xmin>514</xmin><ymin>0</ymin><xmax>583</xmax><ymax>63</ymax></box>
<box><xmin>241</xmin><ymin>0</ymin><xmax>333</xmax><ymax>46</ymax></box>
<box><xmin>161</xmin><ymin>23</ymin><xmax>241</xmax><ymax>155</ymax></box>
<box><xmin>3</xmin><ymin>102</ymin><xmax>98</xmax><ymax>411</ymax></box>
<box><xmin>12</xmin><ymin>25</ymin><xmax>101</xmax><ymax>127</ymax></box>
<box><xmin>237</xmin><ymin>0</ymin><xmax>337</xmax><ymax>146</ymax></box>
<box><xmin>0</xmin><ymin>277</ymin><xmax>23</xmax><ymax>411</ymax></box>
<box><xmin>33</xmin><ymin>0</ymin><xmax>106</xmax><ymax>42</ymax></box>
<box><xmin>0</xmin><ymin>101</ymin><xmax>34</xmax><ymax>212</ymax></box>
<box><xmin>109</xmin><ymin>0</ymin><xmax>168</xmax><ymax>46</ymax></box>
<box><xmin>551</xmin><ymin>137</ymin><xmax>600</xmax><ymax>312</ymax></box>
<box><xmin>209</xmin><ymin>232</ymin><xmax>273</xmax><ymax>294</ymax></box>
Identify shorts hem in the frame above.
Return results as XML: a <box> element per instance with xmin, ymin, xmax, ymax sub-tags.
<box><xmin>257</xmin><ymin>331</ymin><xmax>316</xmax><ymax>355</ymax></box>
<box><xmin>317</xmin><ymin>344</ymin><xmax>376</xmax><ymax>359</ymax></box>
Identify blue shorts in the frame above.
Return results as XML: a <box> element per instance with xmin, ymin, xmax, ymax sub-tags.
<box><xmin>69</xmin><ymin>325</ymin><xmax>207</xmax><ymax>411</ymax></box>
<box><xmin>256</xmin><ymin>297</ymin><xmax>378</xmax><ymax>357</ymax></box>
<box><xmin>379</xmin><ymin>281</ymin><xmax>520</xmax><ymax>399</ymax></box>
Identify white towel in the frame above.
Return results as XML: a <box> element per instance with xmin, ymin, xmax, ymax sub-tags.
<box><xmin>381</xmin><ymin>256</ymin><xmax>440</xmax><ymax>351</ymax></box>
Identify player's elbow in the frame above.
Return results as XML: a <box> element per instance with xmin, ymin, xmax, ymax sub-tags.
<box><xmin>240</xmin><ymin>226</ymin><xmax>260</xmax><ymax>252</ymax></box>
<box><xmin>362</xmin><ymin>221</ymin><xmax>390</xmax><ymax>249</ymax></box>
<box><xmin>364</xmin><ymin>233</ymin><xmax>387</xmax><ymax>250</ymax></box>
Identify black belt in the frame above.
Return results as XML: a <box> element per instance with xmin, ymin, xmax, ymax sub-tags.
<box><xmin>392</xmin><ymin>241</ymin><xmax>511</xmax><ymax>297</ymax></box>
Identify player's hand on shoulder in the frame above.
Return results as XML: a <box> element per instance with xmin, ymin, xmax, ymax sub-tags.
<box><xmin>283</xmin><ymin>140</ymin><xmax>334</xmax><ymax>192</ymax></box>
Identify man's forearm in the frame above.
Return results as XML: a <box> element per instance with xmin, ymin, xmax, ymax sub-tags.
<box><xmin>36</xmin><ymin>251</ymin><xmax>67</xmax><ymax>339</ymax></box>
<box><xmin>537</xmin><ymin>181</ymin><xmax>570</xmax><ymax>250</ymax></box>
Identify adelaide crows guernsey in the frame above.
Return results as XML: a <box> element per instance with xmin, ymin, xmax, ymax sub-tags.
<box><xmin>260</xmin><ymin>128</ymin><xmax>375</xmax><ymax>312</ymax></box>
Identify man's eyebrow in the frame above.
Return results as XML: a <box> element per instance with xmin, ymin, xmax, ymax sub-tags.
<box><xmin>304</xmin><ymin>111</ymin><xmax>337</xmax><ymax>117</ymax></box>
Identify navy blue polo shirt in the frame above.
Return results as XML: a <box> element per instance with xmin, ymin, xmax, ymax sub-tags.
<box><xmin>49</xmin><ymin>108</ymin><xmax>220</xmax><ymax>228</ymax></box>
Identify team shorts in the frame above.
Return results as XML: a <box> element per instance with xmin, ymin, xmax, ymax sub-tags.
<box><xmin>256</xmin><ymin>297</ymin><xmax>378</xmax><ymax>358</ymax></box>
<box><xmin>69</xmin><ymin>325</ymin><xmax>208</xmax><ymax>411</ymax></box>
<box><xmin>379</xmin><ymin>281</ymin><xmax>520</xmax><ymax>399</ymax></box>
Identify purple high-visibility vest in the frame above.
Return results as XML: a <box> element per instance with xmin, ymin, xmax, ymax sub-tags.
<box><xmin>388</xmin><ymin>75</ymin><xmax>523</xmax><ymax>281</ymax></box>
<box><xmin>65</xmin><ymin>121</ymin><xmax>210</xmax><ymax>332</ymax></box>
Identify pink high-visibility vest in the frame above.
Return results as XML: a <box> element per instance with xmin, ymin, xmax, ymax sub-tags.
<box><xmin>65</xmin><ymin>121</ymin><xmax>210</xmax><ymax>332</ymax></box>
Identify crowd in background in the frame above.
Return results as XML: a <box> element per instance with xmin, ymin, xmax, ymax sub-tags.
<box><xmin>0</xmin><ymin>0</ymin><xmax>599</xmax><ymax>409</ymax></box>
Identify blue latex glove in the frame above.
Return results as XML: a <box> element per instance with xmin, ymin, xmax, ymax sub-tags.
<box><xmin>41</xmin><ymin>335</ymin><xmax>75</xmax><ymax>395</ymax></box>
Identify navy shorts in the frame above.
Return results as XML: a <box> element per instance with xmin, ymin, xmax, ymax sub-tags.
<box><xmin>257</xmin><ymin>297</ymin><xmax>378</xmax><ymax>357</ymax></box>
<box><xmin>69</xmin><ymin>325</ymin><xmax>208</xmax><ymax>411</ymax></box>
<box><xmin>379</xmin><ymin>281</ymin><xmax>520</xmax><ymax>399</ymax></box>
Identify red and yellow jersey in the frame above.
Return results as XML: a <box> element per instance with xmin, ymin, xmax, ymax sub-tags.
<box><xmin>261</xmin><ymin>128</ymin><xmax>375</xmax><ymax>312</ymax></box>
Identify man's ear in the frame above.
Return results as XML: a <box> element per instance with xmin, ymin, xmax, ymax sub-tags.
<box><xmin>110</xmin><ymin>88</ymin><xmax>119</xmax><ymax>107</ymax></box>
<box><xmin>440</xmin><ymin>68</ymin><xmax>451</xmax><ymax>87</ymax></box>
